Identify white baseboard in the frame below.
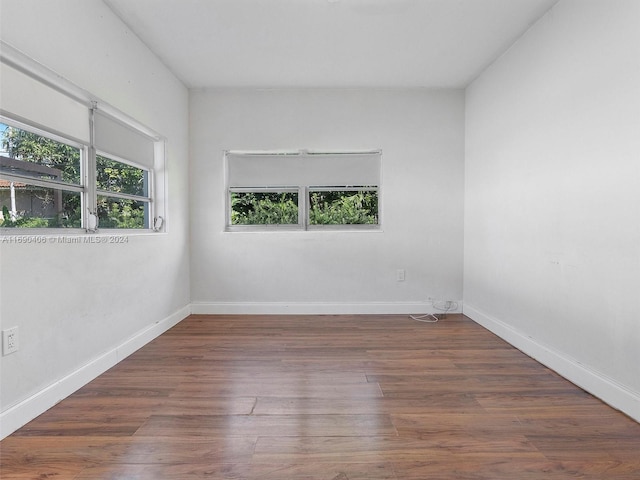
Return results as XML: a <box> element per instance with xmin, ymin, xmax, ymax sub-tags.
<box><xmin>0</xmin><ymin>304</ymin><xmax>191</xmax><ymax>440</ymax></box>
<box><xmin>190</xmin><ymin>301</ymin><xmax>463</xmax><ymax>315</ymax></box>
<box><xmin>463</xmin><ymin>303</ymin><xmax>640</xmax><ymax>423</ymax></box>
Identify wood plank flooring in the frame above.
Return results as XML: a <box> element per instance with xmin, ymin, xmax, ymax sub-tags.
<box><xmin>1</xmin><ymin>314</ymin><xmax>639</xmax><ymax>479</ymax></box>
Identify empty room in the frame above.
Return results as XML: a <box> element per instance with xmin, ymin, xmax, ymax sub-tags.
<box><xmin>0</xmin><ymin>0</ymin><xmax>639</xmax><ymax>478</ymax></box>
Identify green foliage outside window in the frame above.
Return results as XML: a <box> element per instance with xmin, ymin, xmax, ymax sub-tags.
<box><xmin>2</xmin><ymin>126</ymin><xmax>81</xmax><ymax>184</ymax></box>
<box><xmin>1</xmin><ymin>192</ymin><xmax>81</xmax><ymax>228</ymax></box>
<box><xmin>97</xmin><ymin>196</ymin><xmax>146</xmax><ymax>229</ymax></box>
<box><xmin>231</xmin><ymin>192</ymin><xmax>298</xmax><ymax>225</ymax></box>
<box><xmin>96</xmin><ymin>155</ymin><xmax>147</xmax><ymax>197</ymax></box>
<box><xmin>1</xmin><ymin>125</ymin><xmax>83</xmax><ymax>227</ymax></box>
<box><xmin>229</xmin><ymin>189</ymin><xmax>378</xmax><ymax>227</ymax></box>
<box><xmin>309</xmin><ymin>190</ymin><xmax>378</xmax><ymax>225</ymax></box>
<box><xmin>96</xmin><ymin>155</ymin><xmax>147</xmax><ymax>228</ymax></box>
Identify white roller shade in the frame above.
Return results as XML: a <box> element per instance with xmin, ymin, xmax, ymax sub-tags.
<box><xmin>0</xmin><ymin>62</ymin><xmax>90</xmax><ymax>143</ymax></box>
<box><xmin>94</xmin><ymin>111</ymin><xmax>155</xmax><ymax>169</ymax></box>
<box><xmin>227</xmin><ymin>151</ymin><xmax>381</xmax><ymax>188</ymax></box>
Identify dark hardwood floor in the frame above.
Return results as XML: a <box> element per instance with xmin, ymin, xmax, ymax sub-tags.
<box><xmin>1</xmin><ymin>314</ymin><xmax>639</xmax><ymax>479</ymax></box>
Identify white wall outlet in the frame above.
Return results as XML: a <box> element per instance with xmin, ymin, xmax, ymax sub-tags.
<box><xmin>396</xmin><ymin>269</ymin><xmax>406</xmax><ymax>282</ymax></box>
<box><xmin>2</xmin><ymin>327</ymin><xmax>19</xmax><ymax>355</ymax></box>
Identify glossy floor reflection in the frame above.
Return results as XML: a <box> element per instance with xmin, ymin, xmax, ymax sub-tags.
<box><xmin>2</xmin><ymin>314</ymin><xmax>639</xmax><ymax>479</ymax></box>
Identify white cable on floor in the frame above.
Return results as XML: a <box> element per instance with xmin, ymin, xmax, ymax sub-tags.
<box><xmin>410</xmin><ymin>300</ymin><xmax>458</xmax><ymax>324</ymax></box>
<box><xmin>409</xmin><ymin>313</ymin><xmax>439</xmax><ymax>323</ymax></box>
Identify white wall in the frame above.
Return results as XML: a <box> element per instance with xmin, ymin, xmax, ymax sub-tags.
<box><xmin>464</xmin><ymin>0</ymin><xmax>640</xmax><ymax>420</ymax></box>
<box><xmin>0</xmin><ymin>0</ymin><xmax>191</xmax><ymax>437</ymax></box>
<box><xmin>190</xmin><ymin>89</ymin><xmax>464</xmax><ymax>314</ymax></box>
<box><xmin>5</xmin><ymin>0</ymin><xmax>635</xmax><ymax>439</ymax></box>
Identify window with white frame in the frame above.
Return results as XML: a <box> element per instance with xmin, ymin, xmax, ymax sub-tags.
<box><xmin>95</xmin><ymin>154</ymin><xmax>150</xmax><ymax>229</ymax></box>
<box><xmin>0</xmin><ymin>52</ymin><xmax>164</xmax><ymax>232</ymax></box>
<box><xmin>225</xmin><ymin>150</ymin><xmax>381</xmax><ymax>230</ymax></box>
<box><xmin>93</xmin><ymin>110</ymin><xmax>155</xmax><ymax>230</ymax></box>
<box><xmin>0</xmin><ymin>121</ymin><xmax>85</xmax><ymax>228</ymax></box>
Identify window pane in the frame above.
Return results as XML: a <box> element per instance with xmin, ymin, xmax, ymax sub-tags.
<box><xmin>309</xmin><ymin>189</ymin><xmax>378</xmax><ymax>225</ymax></box>
<box><xmin>97</xmin><ymin>195</ymin><xmax>148</xmax><ymax>229</ymax></box>
<box><xmin>97</xmin><ymin>155</ymin><xmax>148</xmax><ymax>197</ymax></box>
<box><xmin>0</xmin><ymin>123</ymin><xmax>81</xmax><ymax>184</ymax></box>
<box><xmin>0</xmin><ymin>182</ymin><xmax>81</xmax><ymax>228</ymax></box>
<box><xmin>231</xmin><ymin>191</ymin><xmax>298</xmax><ymax>225</ymax></box>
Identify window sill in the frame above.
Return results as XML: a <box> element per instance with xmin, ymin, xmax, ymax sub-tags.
<box><xmin>224</xmin><ymin>225</ymin><xmax>382</xmax><ymax>233</ymax></box>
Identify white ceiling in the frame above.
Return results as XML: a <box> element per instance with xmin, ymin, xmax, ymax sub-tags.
<box><xmin>104</xmin><ymin>0</ymin><xmax>558</xmax><ymax>89</ymax></box>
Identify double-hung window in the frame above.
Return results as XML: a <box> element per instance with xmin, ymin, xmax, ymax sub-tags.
<box><xmin>0</xmin><ymin>49</ymin><xmax>164</xmax><ymax>232</ymax></box>
<box><xmin>226</xmin><ymin>150</ymin><xmax>381</xmax><ymax>231</ymax></box>
<box><xmin>0</xmin><ymin>121</ymin><xmax>85</xmax><ymax>228</ymax></box>
<box><xmin>93</xmin><ymin>111</ymin><xmax>155</xmax><ymax>229</ymax></box>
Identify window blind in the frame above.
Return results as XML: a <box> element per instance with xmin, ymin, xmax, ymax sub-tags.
<box><xmin>94</xmin><ymin>111</ymin><xmax>155</xmax><ymax>169</ymax></box>
<box><xmin>0</xmin><ymin>62</ymin><xmax>90</xmax><ymax>143</ymax></box>
<box><xmin>226</xmin><ymin>151</ymin><xmax>381</xmax><ymax>188</ymax></box>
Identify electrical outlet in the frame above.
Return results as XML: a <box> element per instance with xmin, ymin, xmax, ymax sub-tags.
<box><xmin>396</xmin><ymin>269</ymin><xmax>406</xmax><ymax>282</ymax></box>
<box><xmin>2</xmin><ymin>327</ymin><xmax>19</xmax><ymax>355</ymax></box>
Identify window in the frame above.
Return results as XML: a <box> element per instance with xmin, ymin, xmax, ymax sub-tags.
<box><xmin>0</xmin><ymin>52</ymin><xmax>164</xmax><ymax>232</ymax></box>
<box><xmin>92</xmin><ymin>109</ymin><xmax>158</xmax><ymax>231</ymax></box>
<box><xmin>226</xmin><ymin>150</ymin><xmax>381</xmax><ymax>230</ymax></box>
<box><xmin>0</xmin><ymin>117</ymin><xmax>157</xmax><ymax>230</ymax></box>
<box><xmin>96</xmin><ymin>155</ymin><xmax>150</xmax><ymax>229</ymax></box>
<box><xmin>230</xmin><ymin>189</ymin><xmax>299</xmax><ymax>226</ymax></box>
<box><xmin>308</xmin><ymin>187</ymin><xmax>378</xmax><ymax>226</ymax></box>
<box><xmin>0</xmin><ymin>122</ymin><xmax>84</xmax><ymax>228</ymax></box>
